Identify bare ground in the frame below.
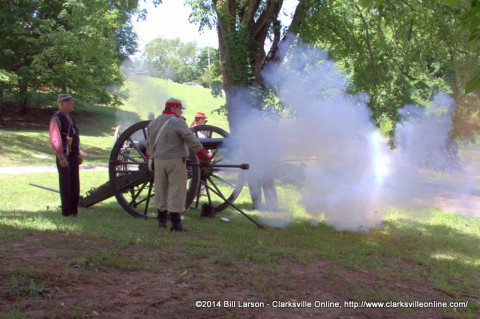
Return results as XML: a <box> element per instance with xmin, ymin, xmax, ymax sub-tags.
<box><xmin>0</xmin><ymin>232</ymin><xmax>472</xmax><ymax>319</ymax></box>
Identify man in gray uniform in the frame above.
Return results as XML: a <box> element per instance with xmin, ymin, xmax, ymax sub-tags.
<box><xmin>147</xmin><ymin>98</ymin><xmax>211</xmax><ymax>231</ymax></box>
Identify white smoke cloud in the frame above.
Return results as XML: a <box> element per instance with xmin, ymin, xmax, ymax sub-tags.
<box><xmin>387</xmin><ymin>93</ymin><xmax>479</xmax><ymax>215</ymax></box>
<box><xmin>227</xmin><ymin>36</ymin><xmax>479</xmax><ymax>231</ymax></box>
<box><xmin>395</xmin><ymin>93</ymin><xmax>456</xmax><ymax>171</ymax></box>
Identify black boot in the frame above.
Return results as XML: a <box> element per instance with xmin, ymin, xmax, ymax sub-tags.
<box><xmin>158</xmin><ymin>210</ymin><xmax>168</xmax><ymax>229</ymax></box>
<box><xmin>170</xmin><ymin>212</ymin><xmax>189</xmax><ymax>232</ymax></box>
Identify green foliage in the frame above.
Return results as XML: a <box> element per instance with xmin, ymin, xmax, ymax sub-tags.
<box><xmin>465</xmin><ymin>74</ymin><xmax>480</xmax><ymax>94</ymax></box>
<box><xmin>139</xmin><ymin>33</ymin><xmax>222</xmax><ymax>88</ymax></box>
<box><xmin>196</xmin><ymin>46</ymin><xmax>222</xmax><ymax>87</ymax></box>
<box><xmin>141</xmin><ymin>37</ymin><xmax>201</xmax><ymax>83</ymax></box>
<box><xmin>301</xmin><ymin>0</ymin><xmax>480</xmax><ymax>138</ymax></box>
<box><xmin>0</xmin><ymin>0</ymin><xmax>140</xmax><ymax>109</ymax></box>
<box><xmin>186</xmin><ymin>0</ymin><xmax>216</xmax><ymax>31</ymax></box>
<box><xmin>460</xmin><ymin>0</ymin><xmax>480</xmax><ymax>93</ymax></box>
<box><xmin>223</xmin><ymin>25</ymin><xmax>255</xmax><ymax>85</ymax></box>
<box><xmin>0</xmin><ymin>70</ymin><xmax>18</xmax><ymax>85</ymax></box>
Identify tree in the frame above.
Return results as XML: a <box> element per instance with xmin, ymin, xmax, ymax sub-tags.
<box><xmin>142</xmin><ymin>37</ymin><xmax>201</xmax><ymax>82</ymax></box>
<box><xmin>359</xmin><ymin>0</ymin><xmax>480</xmax><ymax>93</ymax></box>
<box><xmin>184</xmin><ymin>0</ymin><xmax>480</xmax><ymax>140</ymax></box>
<box><xmin>300</xmin><ymin>0</ymin><xmax>480</xmax><ymax>139</ymax></box>
<box><xmin>187</xmin><ymin>0</ymin><xmax>314</xmax><ymax>129</ymax></box>
<box><xmin>0</xmin><ymin>0</ymin><xmax>47</xmax><ymax>114</ymax></box>
<box><xmin>196</xmin><ymin>46</ymin><xmax>222</xmax><ymax>88</ymax></box>
<box><xmin>0</xmin><ymin>70</ymin><xmax>18</xmax><ymax>126</ymax></box>
<box><xmin>0</xmin><ymin>0</ymin><xmax>140</xmax><ymax>119</ymax></box>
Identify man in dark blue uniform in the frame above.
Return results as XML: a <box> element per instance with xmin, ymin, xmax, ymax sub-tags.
<box><xmin>49</xmin><ymin>93</ymin><xmax>83</xmax><ymax>216</ymax></box>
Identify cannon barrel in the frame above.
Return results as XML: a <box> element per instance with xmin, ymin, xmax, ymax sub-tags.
<box><xmin>189</xmin><ymin>163</ymin><xmax>249</xmax><ymax>170</ymax></box>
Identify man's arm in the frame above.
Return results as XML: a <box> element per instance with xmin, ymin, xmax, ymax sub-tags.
<box><xmin>176</xmin><ymin>119</ymin><xmax>204</xmax><ymax>153</ymax></box>
<box><xmin>175</xmin><ymin>119</ymin><xmax>211</xmax><ymax>164</ymax></box>
<box><xmin>49</xmin><ymin>116</ymin><xmax>67</xmax><ymax>167</ymax></box>
<box><xmin>49</xmin><ymin>117</ymin><xmax>63</xmax><ymax>157</ymax></box>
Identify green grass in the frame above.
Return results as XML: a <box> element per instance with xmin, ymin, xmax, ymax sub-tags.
<box><xmin>1</xmin><ymin>170</ymin><xmax>479</xmax><ymax>317</ymax></box>
<box><xmin>0</xmin><ymin>76</ymin><xmax>479</xmax><ymax>317</ymax></box>
<box><xmin>7</xmin><ymin>273</ymin><xmax>51</xmax><ymax>300</ymax></box>
<box><xmin>121</xmin><ymin>75</ymin><xmax>229</xmax><ymax>131</ymax></box>
<box><xmin>1</xmin><ymin>172</ymin><xmax>479</xmax><ymax>290</ymax></box>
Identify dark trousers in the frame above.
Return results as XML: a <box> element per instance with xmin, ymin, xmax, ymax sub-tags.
<box><xmin>56</xmin><ymin>153</ymin><xmax>80</xmax><ymax>216</ymax></box>
<box><xmin>248</xmin><ymin>175</ymin><xmax>279</xmax><ymax>211</ymax></box>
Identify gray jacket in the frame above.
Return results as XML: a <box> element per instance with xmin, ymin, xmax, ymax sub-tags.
<box><xmin>147</xmin><ymin>114</ymin><xmax>204</xmax><ymax>159</ymax></box>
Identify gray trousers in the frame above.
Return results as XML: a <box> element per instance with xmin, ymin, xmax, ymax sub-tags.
<box><xmin>154</xmin><ymin>157</ymin><xmax>187</xmax><ymax>213</ymax></box>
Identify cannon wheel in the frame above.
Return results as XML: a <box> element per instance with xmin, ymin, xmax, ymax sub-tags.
<box><xmin>109</xmin><ymin>121</ymin><xmax>245</xmax><ymax>218</ymax></box>
<box><xmin>108</xmin><ymin>121</ymin><xmax>200</xmax><ymax>218</ymax></box>
<box><xmin>190</xmin><ymin>124</ymin><xmax>245</xmax><ymax>213</ymax></box>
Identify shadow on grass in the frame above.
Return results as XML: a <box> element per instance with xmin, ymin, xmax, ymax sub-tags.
<box><xmin>379</xmin><ymin>219</ymin><xmax>480</xmax><ymax>291</ymax></box>
<box><xmin>0</xmin><ymin>108</ymin><xmax>142</xmax><ymax>160</ymax></box>
<box><xmin>1</xmin><ymin>204</ymin><xmax>479</xmax><ymax>297</ymax></box>
<box><xmin>0</xmin><ymin>133</ymin><xmax>51</xmax><ymax>157</ymax></box>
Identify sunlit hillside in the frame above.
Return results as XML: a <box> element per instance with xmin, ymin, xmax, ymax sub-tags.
<box><xmin>121</xmin><ymin>75</ymin><xmax>229</xmax><ymax>131</ymax></box>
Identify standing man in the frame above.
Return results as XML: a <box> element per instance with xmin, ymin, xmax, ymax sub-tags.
<box><xmin>49</xmin><ymin>93</ymin><xmax>83</xmax><ymax>216</ymax></box>
<box><xmin>147</xmin><ymin>98</ymin><xmax>211</xmax><ymax>231</ymax></box>
<box><xmin>248</xmin><ymin>173</ymin><xmax>279</xmax><ymax>211</ymax></box>
<box><xmin>190</xmin><ymin>112</ymin><xmax>208</xmax><ymax>128</ymax></box>
<box><xmin>190</xmin><ymin>111</ymin><xmax>209</xmax><ymax>139</ymax></box>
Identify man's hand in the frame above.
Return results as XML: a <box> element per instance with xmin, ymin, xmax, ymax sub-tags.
<box><xmin>59</xmin><ymin>158</ymin><xmax>68</xmax><ymax>168</ymax></box>
<box><xmin>57</xmin><ymin>153</ymin><xmax>67</xmax><ymax>168</ymax></box>
<box><xmin>198</xmin><ymin>153</ymin><xmax>212</xmax><ymax>167</ymax></box>
<box><xmin>78</xmin><ymin>153</ymin><xmax>83</xmax><ymax>165</ymax></box>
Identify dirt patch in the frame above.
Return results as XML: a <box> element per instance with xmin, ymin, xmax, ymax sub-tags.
<box><xmin>0</xmin><ymin>233</ymin><xmax>468</xmax><ymax>319</ymax></box>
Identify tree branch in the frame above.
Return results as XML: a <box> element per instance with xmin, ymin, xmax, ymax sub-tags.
<box><xmin>241</xmin><ymin>0</ymin><xmax>262</xmax><ymax>28</ymax></box>
<box><xmin>353</xmin><ymin>1</ymin><xmax>377</xmax><ymax>89</ymax></box>
<box><xmin>287</xmin><ymin>0</ymin><xmax>315</xmax><ymax>36</ymax></box>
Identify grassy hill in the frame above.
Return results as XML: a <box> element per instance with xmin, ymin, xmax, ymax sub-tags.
<box><xmin>122</xmin><ymin>75</ymin><xmax>228</xmax><ymax>131</ymax></box>
<box><xmin>0</xmin><ymin>75</ymin><xmax>227</xmax><ymax>167</ymax></box>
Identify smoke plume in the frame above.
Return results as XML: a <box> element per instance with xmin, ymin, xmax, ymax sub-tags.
<box><xmin>228</xmin><ymin>37</ymin><xmax>479</xmax><ymax>231</ymax></box>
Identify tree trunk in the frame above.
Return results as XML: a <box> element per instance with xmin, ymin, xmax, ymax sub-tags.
<box><xmin>18</xmin><ymin>84</ymin><xmax>29</xmax><ymax>115</ymax></box>
<box><xmin>214</xmin><ymin>0</ymin><xmax>312</xmax><ymax>130</ymax></box>
<box><xmin>20</xmin><ymin>97</ymin><xmax>28</xmax><ymax>115</ymax></box>
<box><xmin>0</xmin><ymin>89</ymin><xmax>5</xmax><ymax>128</ymax></box>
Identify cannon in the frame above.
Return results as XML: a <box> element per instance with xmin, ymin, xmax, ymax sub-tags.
<box><xmin>74</xmin><ymin>121</ymin><xmax>262</xmax><ymax>228</ymax></box>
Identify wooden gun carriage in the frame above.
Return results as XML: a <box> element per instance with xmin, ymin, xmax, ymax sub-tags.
<box><xmin>76</xmin><ymin>121</ymin><xmax>261</xmax><ymax>227</ymax></box>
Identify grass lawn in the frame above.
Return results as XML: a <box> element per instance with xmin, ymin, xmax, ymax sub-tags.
<box><xmin>0</xmin><ymin>169</ymin><xmax>479</xmax><ymax>317</ymax></box>
<box><xmin>0</xmin><ymin>77</ymin><xmax>479</xmax><ymax>318</ymax></box>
